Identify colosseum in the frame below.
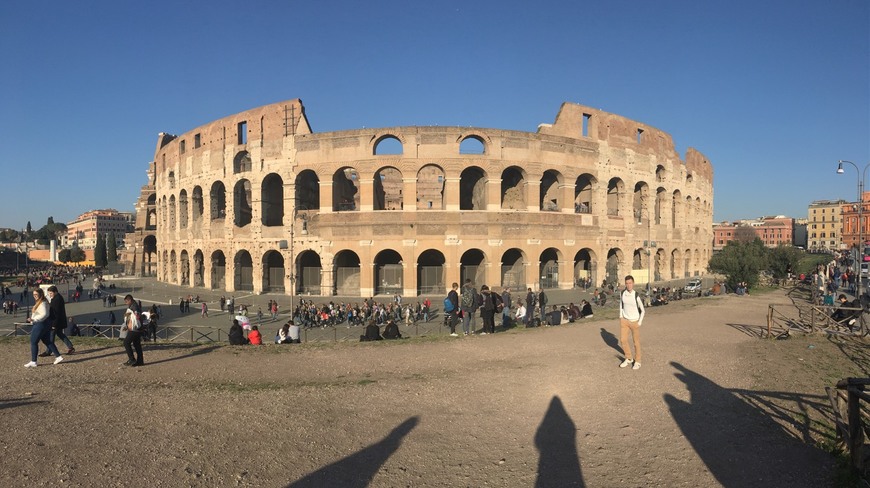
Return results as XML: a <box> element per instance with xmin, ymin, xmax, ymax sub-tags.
<box><xmin>125</xmin><ymin>99</ymin><xmax>713</xmax><ymax>297</ymax></box>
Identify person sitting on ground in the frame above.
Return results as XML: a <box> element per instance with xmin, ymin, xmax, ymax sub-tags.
<box><xmin>383</xmin><ymin>319</ymin><xmax>402</xmax><ymax>340</ymax></box>
<box><xmin>276</xmin><ymin>323</ymin><xmax>292</xmax><ymax>344</ymax></box>
<box><xmin>229</xmin><ymin>319</ymin><xmax>248</xmax><ymax>345</ymax></box>
<box><xmin>286</xmin><ymin>320</ymin><xmax>301</xmax><ymax>343</ymax></box>
<box><xmin>580</xmin><ymin>299</ymin><xmax>594</xmax><ymax>318</ymax></box>
<box><xmin>248</xmin><ymin>324</ymin><xmax>263</xmax><ymax>345</ymax></box>
<box><xmin>547</xmin><ymin>305</ymin><xmax>562</xmax><ymax>326</ymax></box>
<box><xmin>831</xmin><ymin>294</ymin><xmax>862</xmax><ymax>330</ymax></box>
<box><xmin>360</xmin><ymin>319</ymin><xmax>383</xmax><ymax>342</ymax></box>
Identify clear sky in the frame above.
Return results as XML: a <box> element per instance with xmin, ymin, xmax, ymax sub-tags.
<box><xmin>1</xmin><ymin>0</ymin><xmax>867</xmax><ymax>230</ymax></box>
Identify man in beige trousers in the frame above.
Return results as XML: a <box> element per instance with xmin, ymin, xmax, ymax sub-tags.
<box><xmin>619</xmin><ymin>275</ymin><xmax>645</xmax><ymax>370</ymax></box>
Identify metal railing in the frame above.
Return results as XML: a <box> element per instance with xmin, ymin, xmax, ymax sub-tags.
<box><xmin>3</xmin><ymin>323</ymin><xmax>229</xmax><ymax>343</ymax></box>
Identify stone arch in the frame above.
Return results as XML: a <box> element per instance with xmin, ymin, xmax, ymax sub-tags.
<box><xmin>162</xmin><ymin>250</ymin><xmax>169</xmax><ymax>281</ymax></box>
<box><xmin>334</xmin><ymin>250</ymin><xmax>361</xmax><ymax>295</ymax></box>
<box><xmin>633</xmin><ymin>181</ymin><xmax>649</xmax><ymax>223</ymax></box>
<box><xmin>573</xmin><ymin>248</ymin><xmax>597</xmax><ymax>288</ymax></box>
<box><xmin>540</xmin><ymin>247</ymin><xmax>562</xmax><ymax>290</ymax></box>
<box><xmin>605</xmin><ymin>248</ymin><xmax>623</xmax><ymax>286</ymax></box>
<box><xmin>143</xmin><ymin>235</ymin><xmax>157</xmax><ymax>277</ymax></box>
<box><xmin>180</xmin><ymin>250</ymin><xmax>190</xmax><ymax>286</ymax></box>
<box><xmin>684</xmin><ymin>248</ymin><xmax>692</xmax><ymax>278</ymax></box>
<box><xmin>655</xmin><ymin>187</ymin><xmax>666</xmax><ymax>225</ymax></box>
<box><xmin>501</xmin><ymin>166</ymin><xmax>527</xmax><ymax>210</ymax></box>
<box><xmin>460</xmin><ymin>166</ymin><xmax>487</xmax><ymax>211</ymax></box>
<box><xmin>540</xmin><ymin>170</ymin><xmax>563</xmax><ymax>212</ymax></box>
<box><xmin>234</xmin><ymin>250</ymin><xmax>253</xmax><ymax>291</ymax></box>
<box><xmin>694</xmin><ymin>249</ymin><xmax>702</xmax><ymax>276</ymax></box>
<box><xmin>192</xmin><ymin>186</ymin><xmax>203</xmax><ymax>222</ymax></box>
<box><xmin>607</xmin><ymin>178</ymin><xmax>624</xmax><ymax>216</ymax></box>
<box><xmin>297</xmin><ymin>250</ymin><xmax>322</xmax><ymax>295</ymax></box>
<box><xmin>460</xmin><ymin>248</ymin><xmax>487</xmax><ymax>287</ymax></box>
<box><xmin>655</xmin><ymin>248</ymin><xmax>666</xmax><ymax>282</ymax></box>
<box><xmin>211</xmin><ymin>250</ymin><xmax>226</xmax><ymax>289</ymax></box>
<box><xmin>178</xmin><ymin>189</ymin><xmax>189</xmax><ymax>229</ymax></box>
<box><xmin>417</xmin><ymin>249</ymin><xmax>446</xmax><ymax>294</ymax></box>
<box><xmin>210</xmin><ymin>182</ymin><xmax>226</xmax><ymax>221</ymax></box>
<box><xmin>233</xmin><ymin>150</ymin><xmax>252</xmax><ymax>174</ymax></box>
<box><xmin>234</xmin><ymin>179</ymin><xmax>252</xmax><ymax>227</ymax></box>
<box><xmin>374</xmin><ymin>249</ymin><xmax>403</xmax><ymax>295</ymax></box>
<box><xmin>671</xmin><ymin>249</ymin><xmax>682</xmax><ymax>279</ymax></box>
<box><xmin>685</xmin><ymin>195</ymin><xmax>694</xmax><ymax>227</ymax></box>
<box><xmin>333</xmin><ymin>167</ymin><xmax>360</xmax><ymax>211</ymax></box>
<box><xmin>574</xmin><ymin>174</ymin><xmax>596</xmax><ymax>213</ymax></box>
<box><xmin>459</xmin><ymin>135</ymin><xmax>486</xmax><ymax>154</ymax></box>
<box><xmin>295</xmin><ymin>170</ymin><xmax>320</xmax><ymax>211</ymax></box>
<box><xmin>261</xmin><ymin>173</ymin><xmax>284</xmax><ymax>227</ymax></box>
<box><xmin>656</xmin><ymin>164</ymin><xmax>666</xmax><ymax>183</ymax></box>
<box><xmin>193</xmin><ymin>250</ymin><xmax>204</xmax><ymax>287</ymax></box>
<box><xmin>168</xmin><ymin>171</ymin><xmax>176</xmax><ymax>189</ymax></box>
<box><xmin>416</xmin><ymin>164</ymin><xmax>445</xmax><ymax>210</ymax></box>
<box><xmin>262</xmin><ymin>250</ymin><xmax>285</xmax><ymax>292</ymax></box>
<box><xmin>169</xmin><ymin>250</ymin><xmax>177</xmax><ymax>283</ymax></box>
<box><xmin>168</xmin><ymin>195</ymin><xmax>177</xmax><ymax>230</ymax></box>
<box><xmin>374</xmin><ymin>166</ymin><xmax>403</xmax><ymax>211</ymax></box>
<box><xmin>373</xmin><ymin>135</ymin><xmax>403</xmax><ymax>155</ymax></box>
<box><xmin>500</xmin><ymin>248</ymin><xmax>526</xmax><ymax>289</ymax></box>
<box><xmin>672</xmin><ymin>190</ymin><xmax>682</xmax><ymax>227</ymax></box>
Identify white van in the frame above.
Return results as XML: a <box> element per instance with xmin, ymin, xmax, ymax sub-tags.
<box><xmin>861</xmin><ymin>263</ymin><xmax>869</xmax><ymax>277</ymax></box>
<box><xmin>685</xmin><ymin>279</ymin><xmax>702</xmax><ymax>293</ymax></box>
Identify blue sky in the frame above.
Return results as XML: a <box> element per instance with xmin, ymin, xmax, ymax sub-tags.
<box><xmin>1</xmin><ymin>0</ymin><xmax>867</xmax><ymax>230</ymax></box>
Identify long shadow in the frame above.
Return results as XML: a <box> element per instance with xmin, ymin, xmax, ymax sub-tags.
<box><xmin>143</xmin><ymin>344</ymin><xmax>222</xmax><ymax>366</ymax></box>
<box><xmin>725</xmin><ymin>323</ymin><xmax>767</xmax><ymax>338</ymax></box>
<box><xmin>599</xmin><ymin>327</ymin><xmax>622</xmax><ymax>355</ymax></box>
<box><xmin>825</xmin><ymin>334</ymin><xmax>870</xmax><ymax>376</ymax></box>
<box><xmin>0</xmin><ymin>397</ymin><xmax>48</xmax><ymax>410</ymax></box>
<box><xmin>534</xmin><ymin>396</ymin><xmax>584</xmax><ymax>487</ymax></box>
<box><xmin>664</xmin><ymin>362</ymin><xmax>833</xmax><ymax>487</ymax></box>
<box><xmin>287</xmin><ymin>416</ymin><xmax>418</xmax><ymax>488</ymax></box>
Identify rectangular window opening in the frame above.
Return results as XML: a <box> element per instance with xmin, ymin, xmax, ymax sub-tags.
<box><xmin>636</xmin><ymin>128</ymin><xmax>644</xmax><ymax>144</ymax></box>
<box><xmin>582</xmin><ymin>113</ymin><xmax>591</xmax><ymax>137</ymax></box>
<box><xmin>179</xmin><ymin>140</ymin><xmax>186</xmax><ymax>154</ymax></box>
<box><xmin>238</xmin><ymin>121</ymin><xmax>247</xmax><ymax>145</ymax></box>
<box><xmin>194</xmin><ymin>133</ymin><xmax>201</xmax><ymax>148</ymax></box>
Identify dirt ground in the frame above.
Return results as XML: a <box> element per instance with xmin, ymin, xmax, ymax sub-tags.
<box><xmin>0</xmin><ymin>288</ymin><xmax>865</xmax><ymax>487</ymax></box>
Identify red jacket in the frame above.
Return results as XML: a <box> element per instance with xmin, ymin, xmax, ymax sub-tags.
<box><xmin>248</xmin><ymin>329</ymin><xmax>262</xmax><ymax>345</ymax></box>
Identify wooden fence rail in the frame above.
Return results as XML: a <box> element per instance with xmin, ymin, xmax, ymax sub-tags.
<box><xmin>825</xmin><ymin>377</ymin><xmax>870</xmax><ymax>475</ymax></box>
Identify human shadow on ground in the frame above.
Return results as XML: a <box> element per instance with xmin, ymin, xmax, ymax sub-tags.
<box><xmin>534</xmin><ymin>395</ymin><xmax>584</xmax><ymax>487</ymax></box>
<box><xmin>664</xmin><ymin>361</ymin><xmax>834</xmax><ymax>487</ymax></box>
<box><xmin>0</xmin><ymin>396</ymin><xmax>47</xmax><ymax>411</ymax></box>
<box><xmin>825</xmin><ymin>334</ymin><xmax>870</xmax><ymax>376</ymax></box>
<box><xmin>287</xmin><ymin>416</ymin><xmax>419</xmax><ymax>488</ymax></box>
<box><xmin>599</xmin><ymin>327</ymin><xmax>622</xmax><ymax>355</ymax></box>
<box><xmin>726</xmin><ymin>323</ymin><xmax>768</xmax><ymax>338</ymax></box>
<box><xmin>142</xmin><ymin>344</ymin><xmax>222</xmax><ymax>366</ymax></box>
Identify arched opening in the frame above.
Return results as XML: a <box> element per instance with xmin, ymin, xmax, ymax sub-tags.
<box><xmin>298</xmin><ymin>250</ymin><xmax>322</xmax><ymax>295</ymax></box>
<box><xmin>655</xmin><ymin>248</ymin><xmax>666</xmax><ymax>282</ymax></box>
<box><xmin>605</xmin><ymin>248</ymin><xmax>622</xmax><ymax>286</ymax></box>
<box><xmin>146</xmin><ymin>209</ymin><xmax>157</xmax><ymax>230</ymax></box>
<box><xmin>143</xmin><ymin>235</ymin><xmax>157</xmax><ymax>277</ymax></box>
<box><xmin>211</xmin><ymin>250</ymin><xmax>226</xmax><ymax>289</ymax></box>
<box><xmin>633</xmin><ymin>182</ymin><xmax>649</xmax><ymax>223</ymax></box>
<box><xmin>417</xmin><ymin>249</ymin><xmax>446</xmax><ymax>295</ymax></box>
<box><xmin>295</xmin><ymin>170</ymin><xmax>320</xmax><ymax>211</ymax></box>
<box><xmin>459</xmin><ymin>135</ymin><xmax>486</xmax><ymax>154</ymax></box>
<box><xmin>169</xmin><ymin>250</ymin><xmax>178</xmax><ymax>283</ymax></box>
<box><xmin>684</xmin><ymin>248</ymin><xmax>692</xmax><ymax>278</ymax></box>
<box><xmin>192</xmin><ymin>186</ymin><xmax>203</xmax><ymax>222</ymax></box>
<box><xmin>334</xmin><ymin>250</ymin><xmax>361</xmax><ymax>295</ymax></box>
<box><xmin>540</xmin><ymin>170</ymin><xmax>562</xmax><ymax>212</ymax></box>
<box><xmin>501</xmin><ymin>249</ymin><xmax>525</xmax><ymax>289</ymax></box>
<box><xmin>573</xmin><ymin>249</ymin><xmax>596</xmax><ymax>288</ymax></box>
<box><xmin>234</xmin><ymin>179</ymin><xmax>252</xmax><ymax>227</ymax></box>
<box><xmin>460</xmin><ymin>166</ymin><xmax>486</xmax><ymax>210</ymax></box>
<box><xmin>686</xmin><ymin>195</ymin><xmax>694</xmax><ymax>226</ymax></box>
<box><xmin>262</xmin><ymin>250</ymin><xmax>285</xmax><ymax>292</ymax></box>
<box><xmin>373</xmin><ymin>135</ymin><xmax>403</xmax><ymax>155</ymax></box>
<box><xmin>233</xmin><ymin>151</ymin><xmax>252</xmax><ymax>174</ymax></box>
<box><xmin>168</xmin><ymin>195</ymin><xmax>177</xmax><ymax>230</ymax></box>
<box><xmin>168</xmin><ymin>171</ymin><xmax>175</xmax><ymax>189</ymax></box>
<box><xmin>178</xmin><ymin>190</ymin><xmax>189</xmax><ymax>229</ymax></box>
<box><xmin>374</xmin><ymin>167</ymin><xmax>403</xmax><ymax>211</ymax></box>
<box><xmin>234</xmin><ymin>250</ymin><xmax>253</xmax><ymax>291</ymax></box>
<box><xmin>211</xmin><ymin>182</ymin><xmax>226</xmax><ymax>221</ymax></box>
<box><xmin>655</xmin><ymin>187</ymin><xmax>666</xmax><ymax>225</ymax></box>
<box><xmin>671</xmin><ymin>249</ymin><xmax>681</xmax><ymax>279</ymax></box>
<box><xmin>694</xmin><ymin>249</ymin><xmax>702</xmax><ymax>276</ymax></box>
<box><xmin>374</xmin><ymin>249</ymin><xmax>403</xmax><ymax>295</ymax></box>
<box><xmin>656</xmin><ymin>165</ymin><xmax>666</xmax><ymax>182</ymax></box>
<box><xmin>607</xmin><ymin>178</ymin><xmax>624</xmax><ymax>216</ymax></box>
<box><xmin>180</xmin><ymin>250</ymin><xmax>190</xmax><ymax>286</ymax></box>
<box><xmin>416</xmin><ymin>164</ymin><xmax>445</xmax><ymax>210</ymax></box>
<box><xmin>501</xmin><ymin>166</ymin><xmax>526</xmax><ymax>210</ymax></box>
<box><xmin>460</xmin><ymin>249</ymin><xmax>486</xmax><ymax>287</ymax></box>
<box><xmin>672</xmin><ymin>190</ymin><xmax>682</xmax><ymax>228</ymax></box>
<box><xmin>261</xmin><ymin>173</ymin><xmax>284</xmax><ymax>227</ymax></box>
<box><xmin>539</xmin><ymin>248</ymin><xmax>560</xmax><ymax>289</ymax></box>
<box><xmin>161</xmin><ymin>250</ymin><xmax>168</xmax><ymax>281</ymax></box>
<box><xmin>333</xmin><ymin>167</ymin><xmax>360</xmax><ymax>211</ymax></box>
<box><xmin>193</xmin><ymin>250</ymin><xmax>204</xmax><ymax>287</ymax></box>
<box><xmin>574</xmin><ymin>174</ymin><xmax>595</xmax><ymax>214</ymax></box>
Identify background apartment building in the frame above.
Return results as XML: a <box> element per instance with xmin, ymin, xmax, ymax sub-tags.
<box><xmin>807</xmin><ymin>199</ymin><xmax>845</xmax><ymax>251</ymax></box>
<box><xmin>713</xmin><ymin>216</ymin><xmax>795</xmax><ymax>250</ymax></box>
<box><xmin>63</xmin><ymin>209</ymin><xmax>133</xmax><ymax>250</ymax></box>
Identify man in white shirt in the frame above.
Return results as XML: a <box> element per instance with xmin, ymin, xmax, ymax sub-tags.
<box><xmin>618</xmin><ymin>275</ymin><xmax>645</xmax><ymax>370</ymax></box>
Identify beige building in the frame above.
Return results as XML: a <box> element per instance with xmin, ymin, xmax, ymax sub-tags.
<box><xmin>126</xmin><ymin>99</ymin><xmax>714</xmax><ymax>296</ymax></box>
<box><xmin>807</xmin><ymin>199</ymin><xmax>845</xmax><ymax>251</ymax></box>
<box><xmin>64</xmin><ymin>209</ymin><xmax>132</xmax><ymax>250</ymax></box>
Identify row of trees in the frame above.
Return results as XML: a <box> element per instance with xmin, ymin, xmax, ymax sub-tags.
<box><xmin>57</xmin><ymin>232</ymin><xmax>119</xmax><ymax>266</ymax></box>
<box><xmin>708</xmin><ymin>238</ymin><xmax>816</xmax><ymax>291</ymax></box>
<box><xmin>0</xmin><ymin>218</ymin><xmax>68</xmax><ymax>244</ymax></box>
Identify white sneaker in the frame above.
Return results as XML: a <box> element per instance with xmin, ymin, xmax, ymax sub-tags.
<box><xmin>450</xmin><ymin>333</ymin><xmax>459</xmax><ymax>337</ymax></box>
<box><xmin>480</xmin><ymin>332</ymin><xmax>487</xmax><ymax>335</ymax></box>
<box><xmin>24</xmin><ymin>361</ymin><xmax>37</xmax><ymax>368</ymax></box>
<box><xmin>53</xmin><ymin>356</ymin><xmax>64</xmax><ymax>365</ymax></box>
<box><xmin>619</xmin><ymin>359</ymin><xmax>634</xmax><ymax>368</ymax></box>
<box><xmin>632</xmin><ymin>362</ymin><xmax>641</xmax><ymax>370</ymax></box>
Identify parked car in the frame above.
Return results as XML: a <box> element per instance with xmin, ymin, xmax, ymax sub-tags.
<box><xmin>685</xmin><ymin>279</ymin><xmax>702</xmax><ymax>293</ymax></box>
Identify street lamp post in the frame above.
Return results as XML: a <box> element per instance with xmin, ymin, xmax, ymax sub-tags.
<box><xmin>836</xmin><ymin>160</ymin><xmax>870</xmax><ymax>299</ymax></box>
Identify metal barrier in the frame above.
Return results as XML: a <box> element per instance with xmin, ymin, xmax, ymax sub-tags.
<box><xmin>3</xmin><ymin>323</ymin><xmax>227</xmax><ymax>343</ymax></box>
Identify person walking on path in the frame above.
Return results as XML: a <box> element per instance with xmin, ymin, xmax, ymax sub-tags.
<box><xmin>201</xmin><ymin>301</ymin><xmax>208</xmax><ymax>318</ymax></box>
<box><xmin>44</xmin><ymin>285</ymin><xmax>74</xmax><ymax>355</ymax></box>
<box><xmin>122</xmin><ymin>294</ymin><xmax>144</xmax><ymax>366</ymax></box>
<box><xmin>619</xmin><ymin>275</ymin><xmax>645</xmax><ymax>370</ymax></box>
<box><xmin>24</xmin><ymin>288</ymin><xmax>63</xmax><ymax>367</ymax></box>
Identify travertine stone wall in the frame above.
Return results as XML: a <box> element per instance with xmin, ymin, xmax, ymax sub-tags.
<box><xmin>130</xmin><ymin>99</ymin><xmax>713</xmax><ymax>297</ymax></box>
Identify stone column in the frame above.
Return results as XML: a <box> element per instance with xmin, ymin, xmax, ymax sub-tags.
<box><xmin>486</xmin><ymin>179</ymin><xmax>501</xmax><ymax>212</ymax></box>
<box><xmin>559</xmin><ymin>258</ymin><xmax>573</xmax><ymax>289</ymax></box>
<box><xmin>320</xmin><ymin>262</ymin><xmax>335</xmax><ymax>296</ymax></box>
<box><xmin>444</xmin><ymin>177</ymin><xmax>461</xmax><ymax>212</ymax></box>
<box><xmin>319</xmin><ymin>181</ymin><xmax>333</xmax><ymax>214</ymax></box>
<box><xmin>403</xmin><ymin>260</ymin><xmax>415</xmax><ymax>298</ymax></box>
<box><xmin>252</xmin><ymin>251</ymin><xmax>264</xmax><ymax>295</ymax></box>
<box><xmin>560</xmin><ymin>183</ymin><xmax>574</xmax><ymax>214</ymax></box>
<box><xmin>526</xmin><ymin>178</ymin><xmax>541</xmax><ymax>212</ymax></box>
<box><xmin>360</xmin><ymin>261</ymin><xmax>375</xmax><ymax>298</ymax></box>
<box><xmin>359</xmin><ymin>179</ymin><xmax>374</xmax><ymax>213</ymax></box>
<box><xmin>403</xmin><ymin>177</ymin><xmax>416</xmax><ymax>213</ymax></box>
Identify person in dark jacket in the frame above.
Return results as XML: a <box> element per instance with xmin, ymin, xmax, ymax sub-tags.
<box><xmin>40</xmin><ymin>285</ymin><xmax>74</xmax><ymax>356</ymax></box>
<box><xmin>580</xmin><ymin>300</ymin><xmax>594</xmax><ymax>319</ymax></box>
<box><xmin>447</xmin><ymin>282</ymin><xmax>460</xmax><ymax>337</ymax></box>
<box><xmin>229</xmin><ymin>320</ymin><xmax>248</xmax><ymax>345</ymax></box>
<box><xmin>479</xmin><ymin>285</ymin><xmax>497</xmax><ymax>334</ymax></box>
<box><xmin>383</xmin><ymin>319</ymin><xmax>402</xmax><ymax>340</ymax></box>
<box><xmin>525</xmin><ymin>288</ymin><xmax>536</xmax><ymax>326</ymax></box>
<box><xmin>360</xmin><ymin>320</ymin><xmax>383</xmax><ymax>342</ymax></box>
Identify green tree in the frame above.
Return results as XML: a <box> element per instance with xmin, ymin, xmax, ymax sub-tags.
<box><xmin>94</xmin><ymin>232</ymin><xmax>107</xmax><ymax>268</ymax></box>
<box><xmin>26</xmin><ymin>221</ymin><xmax>32</xmax><ymax>233</ymax></box>
<box><xmin>58</xmin><ymin>248</ymin><xmax>71</xmax><ymax>263</ymax></box>
<box><xmin>70</xmin><ymin>244</ymin><xmax>86</xmax><ymax>263</ymax></box>
<box><xmin>709</xmin><ymin>238</ymin><xmax>768</xmax><ymax>291</ymax></box>
<box><xmin>107</xmin><ymin>232</ymin><xmax>118</xmax><ymax>262</ymax></box>
<box><xmin>47</xmin><ymin>216</ymin><xmax>54</xmax><ymax>226</ymax></box>
<box><xmin>768</xmin><ymin>245</ymin><xmax>802</xmax><ymax>280</ymax></box>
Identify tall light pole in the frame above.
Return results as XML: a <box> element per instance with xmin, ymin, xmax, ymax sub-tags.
<box><xmin>837</xmin><ymin>160</ymin><xmax>870</xmax><ymax>299</ymax></box>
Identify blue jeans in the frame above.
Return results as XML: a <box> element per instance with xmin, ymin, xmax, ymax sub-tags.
<box><xmin>31</xmin><ymin>321</ymin><xmax>60</xmax><ymax>362</ymax></box>
<box><xmin>462</xmin><ymin>310</ymin><xmax>472</xmax><ymax>334</ymax></box>
<box><xmin>502</xmin><ymin>308</ymin><xmax>511</xmax><ymax>327</ymax></box>
<box><xmin>50</xmin><ymin>329</ymin><xmax>74</xmax><ymax>350</ymax></box>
